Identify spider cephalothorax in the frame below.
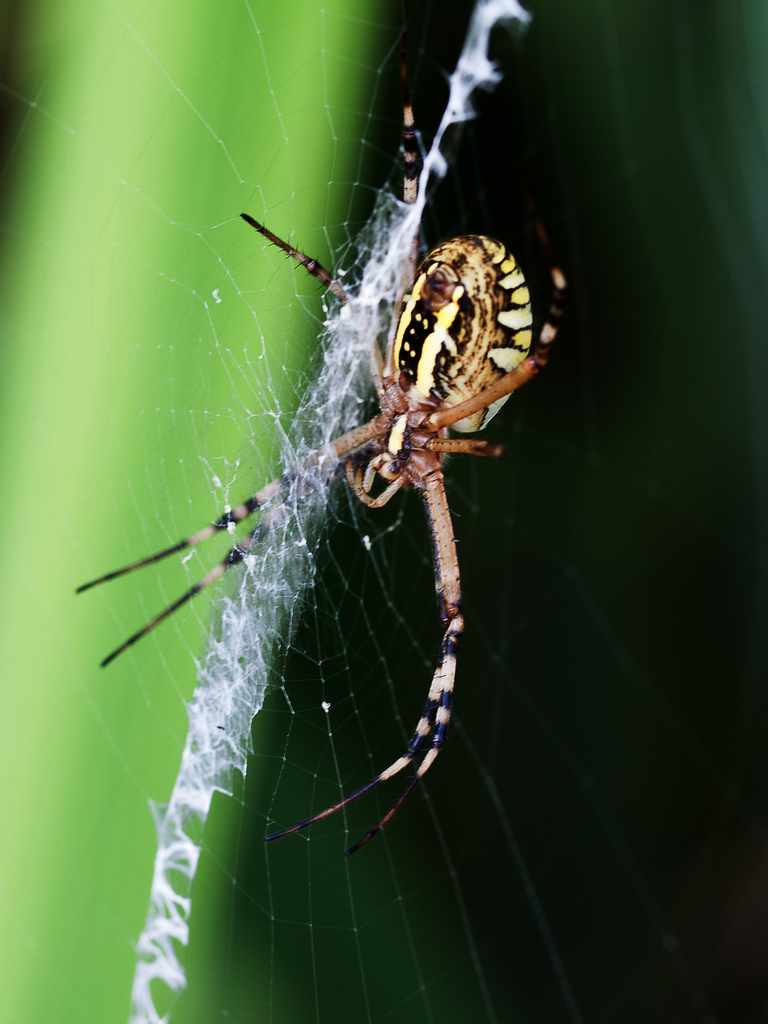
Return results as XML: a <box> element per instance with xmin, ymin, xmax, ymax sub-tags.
<box><xmin>78</xmin><ymin>42</ymin><xmax>567</xmax><ymax>855</ymax></box>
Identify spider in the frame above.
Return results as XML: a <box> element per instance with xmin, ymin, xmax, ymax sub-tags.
<box><xmin>78</xmin><ymin>41</ymin><xmax>567</xmax><ymax>855</ymax></box>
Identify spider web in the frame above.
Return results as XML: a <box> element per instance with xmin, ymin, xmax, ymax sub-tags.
<box><xmin>128</xmin><ymin>5</ymin><xmax>530</xmax><ymax>1016</ymax></box>
<box><xmin>1</xmin><ymin>1</ymin><xmax>768</xmax><ymax>1024</ymax></box>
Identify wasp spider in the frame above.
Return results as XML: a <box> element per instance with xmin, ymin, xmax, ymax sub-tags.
<box><xmin>78</xmin><ymin>41</ymin><xmax>567</xmax><ymax>855</ymax></box>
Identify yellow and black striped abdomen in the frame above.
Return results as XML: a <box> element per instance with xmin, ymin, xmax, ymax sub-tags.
<box><xmin>393</xmin><ymin>235</ymin><xmax>532</xmax><ymax>432</ymax></box>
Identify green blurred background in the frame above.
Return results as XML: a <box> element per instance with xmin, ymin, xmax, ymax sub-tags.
<box><xmin>2</xmin><ymin>1</ymin><xmax>768</xmax><ymax>1023</ymax></box>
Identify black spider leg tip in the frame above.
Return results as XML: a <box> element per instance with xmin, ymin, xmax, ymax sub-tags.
<box><xmin>75</xmin><ymin>537</ymin><xmax>191</xmax><ymax>595</ymax></box>
<box><xmin>239</xmin><ymin>212</ymin><xmax>347</xmax><ymax>301</ymax></box>
<box><xmin>98</xmin><ymin>583</ymin><xmax>202</xmax><ymax>668</ymax></box>
<box><xmin>76</xmin><ymin>496</ymin><xmax>263</xmax><ymax>596</ymax></box>
<box><xmin>263</xmin><ymin>771</ymin><xmax>422</xmax><ymax>857</ymax></box>
<box><xmin>262</xmin><ymin>772</ymin><xmax>385</xmax><ymax>848</ymax></box>
<box><xmin>398</xmin><ymin>29</ymin><xmax>420</xmax><ymax>220</ymax></box>
<box><xmin>97</xmin><ymin>522</ymin><xmax>265</xmax><ymax>667</ymax></box>
<box><xmin>342</xmin><ymin>774</ymin><xmax>422</xmax><ymax>856</ymax></box>
<box><xmin>264</xmin><ymin>702</ymin><xmax>440</xmax><ymax>855</ymax></box>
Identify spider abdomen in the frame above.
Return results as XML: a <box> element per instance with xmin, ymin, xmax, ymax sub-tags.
<box><xmin>393</xmin><ymin>235</ymin><xmax>532</xmax><ymax>432</ymax></box>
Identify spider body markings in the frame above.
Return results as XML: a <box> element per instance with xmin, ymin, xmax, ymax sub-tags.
<box><xmin>78</xmin><ymin>43</ymin><xmax>567</xmax><ymax>855</ymax></box>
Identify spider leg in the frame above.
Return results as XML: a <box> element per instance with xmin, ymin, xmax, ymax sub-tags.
<box><xmin>263</xmin><ymin>467</ymin><xmax>462</xmax><ymax>854</ymax></box>
<box><xmin>240</xmin><ymin>211</ymin><xmax>386</xmax><ymax>391</ymax></box>
<box><xmin>400</xmin><ymin>32</ymin><xmax>419</xmax><ymax>207</ymax></box>
<box><xmin>343</xmin><ymin>605</ymin><xmax>462</xmax><ymax>855</ymax></box>
<box><xmin>424</xmin><ymin>437</ymin><xmax>505</xmax><ymax>457</ymax></box>
<box><xmin>240</xmin><ymin>213</ymin><xmax>348</xmax><ymax>301</ymax></box>
<box><xmin>399</xmin><ymin>30</ymin><xmax>421</xmax><ymax>285</ymax></box>
<box><xmin>99</xmin><ymin>518</ymin><xmax>271</xmax><ymax>667</ymax></box>
<box><xmin>78</xmin><ymin>423</ymin><xmax>382</xmax><ymax>597</ymax></box>
<box><xmin>76</xmin><ymin>480</ymin><xmax>284</xmax><ymax>596</ymax></box>
<box><xmin>427</xmin><ymin>357</ymin><xmax>540</xmax><ymax>430</ymax></box>
<box><xmin>80</xmin><ymin>417</ymin><xmax>388</xmax><ymax>666</ymax></box>
<box><xmin>263</xmin><ymin>607</ymin><xmax>461</xmax><ymax>855</ymax></box>
<box><xmin>528</xmin><ymin>198</ymin><xmax>569</xmax><ymax>365</ymax></box>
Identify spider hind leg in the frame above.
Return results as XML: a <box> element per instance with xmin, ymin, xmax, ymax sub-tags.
<box><xmin>263</xmin><ymin>611</ymin><xmax>461</xmax><ymax>855</ymax></box>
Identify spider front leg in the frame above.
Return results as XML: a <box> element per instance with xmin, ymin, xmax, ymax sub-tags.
<box><xmin>78</xmin><ymin>419</ymin><xmax>386</xmax><ymax>666</ymax></box>
<box><xmin>264</xmin><ymin>467</ymin><xmax>462</xmax><ymax>855</ymax></box>
<box><xmin>240</xmin><ymin>213</ymin><xmax>348</xmax><ymax>301</ymax></box>
<box><xmin>240</xmin><ymin>212</ymin><xmax>386</xmax><ymax>388</ymax></box>
<box><xmin>77</xmin><ymin>479</ymin><xmax>284</xmax><ymax>666</ymax></box>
